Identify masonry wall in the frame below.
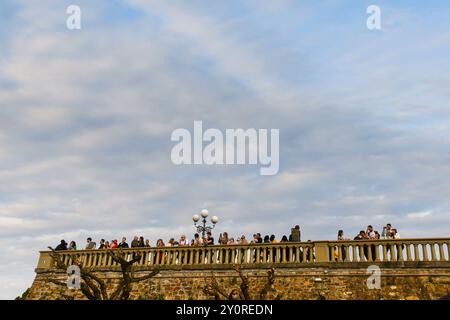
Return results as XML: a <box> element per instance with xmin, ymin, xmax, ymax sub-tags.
<box><xmin>27</xmin><ymin>264</ymin><xmax>450</xmax><ymax>300</ymax></box>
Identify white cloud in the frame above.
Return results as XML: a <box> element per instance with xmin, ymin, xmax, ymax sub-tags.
<box><xmin>407</xmin><ymin>211</ymin><xmax>433</xmax><ymax>219</ymax></box>
<box><xmin>0</xmin><ymin>0</ymin><xmax>449</xmax><ymax>299</ymax></box>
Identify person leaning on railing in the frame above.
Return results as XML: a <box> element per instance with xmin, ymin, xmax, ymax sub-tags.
<box><xmin>68</xmin><ymin>241</ymin><xmax>77</xmax><ymax>250</ymax></box>
<box><xmin>336</xmin><ymin>230</ymin><xmax>349</xmax><ymax>262</ymax></box>
<box><xmin>239</xmin><ymin>235</ymin><xmax>248</xmax><ymax>263</ymax></box>
<box><xmin>353</xmin><ymin>231</ymin><xmax>369</xmax><ymax>261</ymax></box>
<box><xmin>204</xmin><ymin>231</ymin><xmax>214</xmax><ymax>263</ymax></box>
<box><xmin>218</xmin><ymin>232</ymin><xmax>229</xmax><ymax>263</ymax></box>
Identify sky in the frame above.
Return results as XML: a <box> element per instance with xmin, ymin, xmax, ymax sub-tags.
<box><xmin>1</xmin><ymin>0</ymin><xmax>450</xmax><ymax>299</ymax></box>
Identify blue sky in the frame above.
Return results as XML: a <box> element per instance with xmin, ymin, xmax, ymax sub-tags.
<box><xmin>1</xmin><ymin>0</ymin><xmax>450</xmax><ymax>299</ymax></box>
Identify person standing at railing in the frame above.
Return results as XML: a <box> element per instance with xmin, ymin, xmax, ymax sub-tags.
<box><xmin>118</xmin><ymin>237</ymin><xmax>129</xmax><ymax>248</ymax></box>
<box><xmin>281</xmin><ymin>235</ymin><xmax>289</xmax><ymax>261</ymax></box>
<box><xmin>204</xmin><ymin>232</ymin><xmax>214</xmax><ymax>264</ymax></box>
<box><xmin>264</xmin><ymin>235</ymin><xmax>270</xmax><ymax>262</ymax></box>
<box><xmin>155</xmin><ymin>239</ymin><xmax>165</xmax><ymax>264</ymax></box>
<box><xmin>166</xmin><ymin>238</ymin><xmax>177</xmax><ymax>264</ymax></box>
<box><xmin>270</xmin><ymin>235</ymin><xmax>278</xmax><ymax>262</ymax></box>
<box><xmin>98</xmin><ymin>239</ymin><xmax>107</xmax><ymax>265</ymax></box>
<box><xmin>250</xmin><ymin>234</ymin><xmax>262</xmax><ymax>263</ymax></box>
<box><xmin>130</xmin><ymin>236</ymin><xmax>141</xmax><ymax>260</ymax></box>
<box><xmin>219</xmin><ymin>232</ymin><xmax>229</xmax><ymax>245</ymax></box>
<box><xmin>176</xmin><ymin>235</ymin><xmax>188</xmax><ymax>264</ymax></box>
<box><xmin>336</xmin><ymin>230</ymin><xmax>348</xmax><ymax>262</ymax></box>
<box><xmin>55</xmin><ymin>240</ymin><xmax>68</xmax><ymax>251</ymax></box>
<box><xmin>111</xmin><ymin>239</ymin><xmax>118</xmax><ymax>249</ymax></box>
<box><xmin>354</xmin><ymin>231</ymin><xmax>369</xmax><ymax>261</ymax></box>
<box><xmin>138</xmin><ymin>236</ymin><xmax>145</xmax><ymax>247</ymax></box>
<box><xmin>205</xmin><ymin>231</ymin><xmax>214</xmax><ymax>246</ymax></box>
<box><xmin>179</xmin><ymin>235</ymin><xmax>189</xmax><ymax>246</ymax></box>
<box><xmin>85</xmin><ymin>237</ymin><xmax>96</xmax><ymax>250</ymax></box>
<box><xmin>192</xmin><ymin>233</ymin><xmax>203</xmax><ymax>264</ymax></box>
<box><xmin>366</xmin><ymin>225</ymin><xmax>378</xmax><ymax>261</ymax></box>
<box><xmin>257</xmin><ymin>233</ymin><xmax>263</xmax><ymax>243</ymax></box>
<box><xmin>289</xmin><ymin>225</ymin><xmax>301</xmax><ymax>242</ymax></box>
<box><xmin>390</xmin><ymin>228</ymin><xmax>403</xmax><ymax>260</ymax></box>
<box><xmin>386</xmin><ymin>223</ymin><xmax>392</xmax><ymax>235</ymax></box>
<box><xmin>366</xmin><ymin>225</ymin><xmax>376</xmax><ymax>239</ymax></box>
<box><xmin>239</xmin><ymin>235</ymin><xmax>248</xmax><ymax>264</ymax></box>
<box><xmin>131</xmin><ymin>236</ymin><xmax>140</xmax><ymax>248</ymax></box>
<box><xmin>381</xmin><ymin>226</ymin><xmax>388</xmax><ymax>239</ymax></box>
<box><xmin>227</xmin><ymin>238</ymin><xmax>237</xmax><ymax>264</ymax></box>
<box><xmin>193</xmin><ymin>233</ymin><xmax>203</xmax><ymax>246</ymax></box>
<box><xmin>385</xmin><ymin>224</ymin><xmax>402</xmax><ymax>260</ymax></box>
<box><xmin>68</xmin><ymin>241</ymin><xmax>77</xmax><ymax>250</ymax></box>
<box><xmin>141</xmin><ymin>240</ymin><xmax>151</xmax><ymax>265</ymax></box>
<box><xmin>289</xmin><ymin>225</ymin><xmax>301</xmax><ymax>262</ymax></box>
<box><xmin>219</xmin><ymin>232</ymin><xmax>229</xmax><ymax>264</ymax></box>
<box><xmin>98</xmin><ymin>239</ymin><xmax>106</xmax><ymax>249</ymax></box>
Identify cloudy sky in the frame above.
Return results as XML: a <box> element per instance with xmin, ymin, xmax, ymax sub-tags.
<box><xmin>1</xmin><ymin>0</ymin><xmax>450</xmax><ymax>299</ymax></box>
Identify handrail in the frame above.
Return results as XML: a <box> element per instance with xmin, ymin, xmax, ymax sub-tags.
<box><xmin>35</xmin><ymin>238</ymin><xmax>450</xmax><ymax>270</ymax></box>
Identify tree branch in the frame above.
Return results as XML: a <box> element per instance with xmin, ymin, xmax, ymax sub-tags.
<box><xmin>234</xmin><ymin>264</ymin><xmax>250</xmax><ymax>300</ymax></box>
<box><xmin>259</xmin><ymin>268</ymin><xmax>276</xmax><ymax>299</ymax></box>
<box><xmin>130</xmin><ymin>269</ymin><xmax>160</xmax><ymax>283</ymax></box>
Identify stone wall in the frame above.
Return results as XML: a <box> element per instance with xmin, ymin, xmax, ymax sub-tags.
<box><xmin>27</xmin><ymin>264</ymin><xmax>450</xmax><ymax>300</ymax></box>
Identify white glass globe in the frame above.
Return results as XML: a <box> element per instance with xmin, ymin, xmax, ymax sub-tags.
<box><xmin>211</xmin><ymin>216</ymin><xmax>219</xmax><ymax>224</ymax></box>
<box><xmin>192</xmin><ymin>214</ymin><xmax>200</xmax><ymax>222</ymax></box>
<box><xmin>200</xmin><ymin>209</ymin><xmax>209</xmax><ymax>218</ymax></box>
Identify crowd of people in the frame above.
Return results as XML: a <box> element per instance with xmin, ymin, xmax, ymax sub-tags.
<box><xmin>337</xmin><ymin>223</ymin><xmax>400</xmax><ymax>241</ymax></box>
<box><xmin>53</xmin><ymin>223</ymin><xmax>399</xmax><ymax>253</ymax></box>
<box><xmin>333</xmin><ymin>223</ymin><xmax>401</xmax><ymax>262</ymax></box>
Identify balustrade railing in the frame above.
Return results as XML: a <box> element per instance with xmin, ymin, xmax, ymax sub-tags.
<box><xmin>327</xmin><ymin>238</ymin><xmax>450</xmax><ymax>263</ymax></box>
<box><xmin>36</xmin><ymin>238</ymin><xmax>450</xmax><ymax>270</ymax></box>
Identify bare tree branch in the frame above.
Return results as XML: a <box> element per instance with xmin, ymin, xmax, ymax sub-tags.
<box><xmin>43</xmin><ymin>247</ymin><xmax>159</xmax><ymax>300</ymax></box>
<box><xmin>203</xmin><ymin>266</ymin><xmax>280</xmax><ymax>300</ymax></box>
<box><xmin>233</xmin><ymin>264</ymin><xmax>250</xmax><ymax>300</ymax></box>
<box><xmin>259</xmin><ymin>268</ymin><xmax>276</xmax><ymax>299</ymax></box>
<box><xmin>130</xmin><ymin>269</ymin><xmax>160</xmax><ymax>283</ymax></box>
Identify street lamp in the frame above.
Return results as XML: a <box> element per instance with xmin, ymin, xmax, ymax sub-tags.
<box><xmin>192</xmin><ymin>209</ymin><xmax>218</xmax><ymax>239</ymax></box>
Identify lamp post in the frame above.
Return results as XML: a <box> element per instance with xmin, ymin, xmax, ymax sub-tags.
<box><xmin>192</xmin><ymin>209</ymin><xmax>219</xmax><ymax>239</ymax></box>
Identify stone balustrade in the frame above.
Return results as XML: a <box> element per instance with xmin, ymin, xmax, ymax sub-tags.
<box><xmin>36</xmin><ymin>238</ymin><xmax>450</xmax><ymax>270</ymax></box>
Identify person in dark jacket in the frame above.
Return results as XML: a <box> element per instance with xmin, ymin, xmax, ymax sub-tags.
<box><xmin>55</xmin><ymin>240</ymin><xmax>68</xmax><ymax>251</ymax></box>
<box><xmin>138</xmin><ymin>236</ymin><xmax>145</xmax><ymax>247</ymax></box>
<box><xmin>98</xmin><ymin>239</ymin><xmax>106</xmax><ymax>249</ymax></box>
<box><xmin>118</xmin><ymin>237</ymin><xmax>129</xmax><ymax>248</ymax></box>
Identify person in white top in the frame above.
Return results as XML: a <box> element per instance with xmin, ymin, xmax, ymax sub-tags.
<box><xmin>179</xmin><ymin>235</ymin><xmax>189</xmax><ymax>246</ymax></box>
<box><xmin>366</xmin><ymin>225</ymin><xmax>376</xmax><ymax>239</ymax></box>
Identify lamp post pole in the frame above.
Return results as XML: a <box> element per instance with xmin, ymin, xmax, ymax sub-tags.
<box><xmin>192</xmin><ymin>209</ymin><xmax>219</xmax><ymax>239</ymax></box>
